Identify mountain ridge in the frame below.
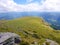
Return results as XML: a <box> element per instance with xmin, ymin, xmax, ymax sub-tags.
<box><xmin>0</xmin><ymin>12</ymin><xmax>60</xmax><ymax>30</ymax></box>
<box><xmin>0</xmin><ymin>17</ymin><xmax>60</xmax><ymax>45</ymax></box>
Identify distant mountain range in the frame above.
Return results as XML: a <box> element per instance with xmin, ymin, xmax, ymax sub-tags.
<box><xmin>0</xmin><ymin>12</ymin><xmax>60</xmax><ymax>30</ymax></box>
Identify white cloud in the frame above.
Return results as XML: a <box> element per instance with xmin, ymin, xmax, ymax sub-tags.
<box><xmin>0</xmin><ymin>0</ymin><xmax>60</xmax><ymax>12</ymax></box>
<box><xmin>42</xmin><ymin>0</ymin><xmax>60</xmax><ymax>11</ymax></box>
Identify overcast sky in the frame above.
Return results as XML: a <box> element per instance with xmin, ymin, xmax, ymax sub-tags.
<box><xmin>0</xmin><ymin>0</ymin><xmax>60</xmax><ymax>12</ymax></box>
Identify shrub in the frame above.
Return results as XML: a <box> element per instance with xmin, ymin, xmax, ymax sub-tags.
<box><xmin>20</xmin><ymin>41</ymin><xmax>29</xmax><ymax>45</ymax></box>
<box><xmin>45</xmin><ymin>42</ymin><xmax>50</xmax><ymax>45</ymax></box>
<box><xmin>32</xmin><ymin>33</ymin><xmax>40</xmax><ymax>39</ymax></box>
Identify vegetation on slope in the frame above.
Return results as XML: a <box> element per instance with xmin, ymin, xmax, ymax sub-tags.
<box><xmin>0</xmin><ymin>17</ymin><xmax>60</xmax><ymax>45</ymax></box>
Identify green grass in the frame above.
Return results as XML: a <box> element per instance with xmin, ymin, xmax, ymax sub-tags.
<box><xmin>0</xmin><ymin>17</ymin><xmax>60</xmax><ymax>45</ymax></box>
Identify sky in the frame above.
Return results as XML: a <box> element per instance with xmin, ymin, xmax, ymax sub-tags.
<box><xmin>0</xmin><ymin>0</ymin><xmax>60</xmax><ymax>12</ymax></box>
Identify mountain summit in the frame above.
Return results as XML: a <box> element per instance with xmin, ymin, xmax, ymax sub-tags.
<box><xmin>0</xmin><ymin>17</ymin><xmax>60</xmax><ymax>45</ymax></box>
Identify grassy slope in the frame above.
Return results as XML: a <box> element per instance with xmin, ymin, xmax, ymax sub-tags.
<box><xmin>0</xmin><ymin>17</ymin><xmax>60</xmax><ymax>45</ymax></box>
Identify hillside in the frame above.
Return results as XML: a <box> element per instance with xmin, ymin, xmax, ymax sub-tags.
<box><xmin>0</xmin><ymin>12</ymin><xmax>60</xmax><ymax>30</ymax></box>
<box><xmin>0</xmin><ymin>17</ymin><xmax>60</xmax><ymax>45</ymax></box>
